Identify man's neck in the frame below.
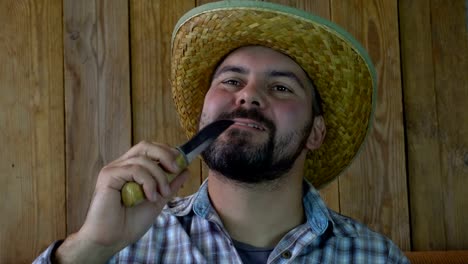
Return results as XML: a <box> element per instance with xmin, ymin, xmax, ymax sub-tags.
<box><xmin>207</xmin><ymin>168</ymin><xmax>305</xmax><ymax>248</ymax></box>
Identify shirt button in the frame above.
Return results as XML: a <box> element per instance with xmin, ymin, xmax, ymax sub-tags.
<box><xmin>281</xmin><ymin>250</ymin><xmax>292</xmax><ymax>259</ymax></box>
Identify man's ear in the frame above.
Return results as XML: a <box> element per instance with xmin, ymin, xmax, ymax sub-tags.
<box><xmin>306</xmin><ymin>116</ymin><xmax>326</xmax><ymax>151</ymax></box>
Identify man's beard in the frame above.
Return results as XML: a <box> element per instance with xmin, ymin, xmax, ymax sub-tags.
<box><xmin>201</xmin><ymin>108</ymin><xmax>313</xmax><ymax>185</ymax></box>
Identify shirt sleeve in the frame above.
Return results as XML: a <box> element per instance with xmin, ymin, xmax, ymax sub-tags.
<box><xmin>32</xmin><ymin>240</ymin><xmax>64</xmax><ymax>264</ymax></box>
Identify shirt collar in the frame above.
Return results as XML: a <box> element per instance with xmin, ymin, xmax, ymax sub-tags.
<box><xmin>302</xmin><ymin>180</ymin><xmax>331</xmax><ymax>235</ymax></box>
<box><xmin>165</xmin><ymin>180</ymin><xmax>214</xmax><ymax>219</ymax></box>
<box><xmin>168</xmin><ymin>178</ymin><xmax>358</xmax><ymax>237</ymax></box>
<box><xmin>193</xmin><ymin>179</ymin><xmax>214</xmax><ymax>218</ymax></box>
<box><xmin>302</xmin><ymin>180</ymin><xmax>359</xmax><ymax>238</ymax></box>
<box><xmin>192</xmin><ymin>180</ymin><xmax>226</xmax><ymax>228</ymax></box>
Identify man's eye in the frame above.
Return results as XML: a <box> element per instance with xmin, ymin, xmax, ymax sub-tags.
<box><xmin>222</xmin><ymin>79</ymin><xmax>241</xmax><ymax>86</ymax></box>
<box><xmin>272</xmin><ymin>85</ymin><xmax>292</xmax><ymax>93</ymax></box>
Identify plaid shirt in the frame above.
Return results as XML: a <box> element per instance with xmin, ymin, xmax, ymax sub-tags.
<box><xmin>35</xmin><ymin>180</ymin><xmax>409</xmax><ymax>263</ymax></box>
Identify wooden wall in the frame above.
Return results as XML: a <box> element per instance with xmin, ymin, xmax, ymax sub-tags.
<box><xmin>0</xmin><ymin>0</ymin><xmax>467</xmax><ymax>262</ymax></box>
<box><xmin>400</xmin><ymin>0</ymin><xmax>468</xmax><ymax>250</ymax></box>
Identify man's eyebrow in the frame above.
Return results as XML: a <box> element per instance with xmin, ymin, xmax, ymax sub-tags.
<box><xmin>213</xmin><ymin>65</ymin><xmax>249</xmax><ymax>79</ymax></box>
<box><xmin>269</xmin><ymin>70</ymin><xmax>306</xmax><ymax>90</ymax></box>
<box><xmin>212</xmin><ymin>66</ymin><xmax>307</xmax><ymax>90</ymax></box>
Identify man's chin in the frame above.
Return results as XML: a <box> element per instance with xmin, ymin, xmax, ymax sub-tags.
<box><xmin>209</xmin><ymin>164</ymin><xmax>289</xmax><ymax>187</ymax></box>
<box><xmin>203</xmin><ymin>144</ymin><xmax>269</xmax><ymax>172</ymax></box>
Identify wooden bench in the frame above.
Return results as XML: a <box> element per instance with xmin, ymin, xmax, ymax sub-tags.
<box><xmin>405</xmin><ymin>251</ymin><xmax>468</xmax><ymax>263</ymax></box>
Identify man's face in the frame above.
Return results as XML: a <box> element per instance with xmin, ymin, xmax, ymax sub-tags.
<box><xmin>200</xmin><ymin>46</ymin><xmax>315</xmax><ymax>184</ymax></box>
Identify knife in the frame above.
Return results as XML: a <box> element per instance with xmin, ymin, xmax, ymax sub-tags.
<box><xmin>121</xmin><ymin>119</ymin><xmax>234</xmax><ymax>207</ymax></box>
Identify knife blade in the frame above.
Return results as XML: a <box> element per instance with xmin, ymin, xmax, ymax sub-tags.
<box><xmin>176</xmin><ymin>119</ymin><xmax>234</xmax><ymax>166</ymax></box>
<box><xmin>122</xmin><ymin>119</ymin><xmax>234</xmax><ymax>207</ymax></box>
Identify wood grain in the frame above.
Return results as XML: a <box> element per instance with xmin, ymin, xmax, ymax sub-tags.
<box><xmin>197</xmin><ymin>0</ymin><xmax>218</xmax><ymax>5</ymax></box>
<box><xmin>429</xmin><ymin>0</ymin><xmax>468</xmax><ymax>249</ymax></box>
<box><xmin>64</xmin><ymin>0</ymin><xmax>131</xmax><ymax>234</ymax></box>
<box><xmin>0</xmin><ymin>0</ymin><xmax>65</xmax><ymax>262</ymax></box>
<box><xmin>330</xmin><ymin>0</ymin><xmax>410</xmax><ymax>250</ymax></box>
<box><xmin>399</xmin><ymin>0</ymin><xmax>445</xmax><ymax>250</ymax></box>
<box><xmin>401</xmin><ymin>0</ymin><xmax>468</xmax><ymax>250</ymax></box>
<box><xmin>130</xmin><ymin>0</ymin><xmax>199</xmax><ymax>196</ymax></box>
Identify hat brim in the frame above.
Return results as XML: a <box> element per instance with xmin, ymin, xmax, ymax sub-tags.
<box><xmin>171</xmin><ymin>0</ymin><xmax>377</xmax><ymax>188</ymax></box>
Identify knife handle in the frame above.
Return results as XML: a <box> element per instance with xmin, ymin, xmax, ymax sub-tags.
<box><xmin>121</xmin><ymin>153</ymin><xmax>187</xmax><ymax>207</ymax></box>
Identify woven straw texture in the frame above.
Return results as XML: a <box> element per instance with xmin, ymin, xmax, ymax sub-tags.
<box><xmin>171</xmin><ymin>2</ymin><xmax>375</xmax><ymax>188</ymax></box>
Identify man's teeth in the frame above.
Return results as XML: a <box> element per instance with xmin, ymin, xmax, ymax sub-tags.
<box><xmin>236</xmin><ymin>122</ymin><xmax>265</xmax><ymax>131</ymax></box>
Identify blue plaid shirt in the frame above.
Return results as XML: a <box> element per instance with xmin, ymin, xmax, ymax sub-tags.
<box><xmin>35</xmin><ymin>180</ymin><xmax>409</xmax><ymax>263</ymax></box>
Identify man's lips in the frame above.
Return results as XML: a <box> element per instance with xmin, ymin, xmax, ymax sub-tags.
<box><xmin>231</xmin><ymin>118</ymin><xmax>267</xmax><ymax>131</ymax></box>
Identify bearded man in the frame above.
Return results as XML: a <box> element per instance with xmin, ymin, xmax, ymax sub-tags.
<box><xmin>35</xmin><ymin>1</ymin><xmax>409</xmax><ymax>263</ymax></box>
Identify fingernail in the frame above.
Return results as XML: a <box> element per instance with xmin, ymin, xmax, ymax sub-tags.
<box><xmin>151</xmin><ymin>191</ymin><xmax>158</xmax><ymax>202</ymax></box>
<box><xmin>163</xmin><ymin>184</ymin><xmax>172</xmax><ymax>197</ymax></box>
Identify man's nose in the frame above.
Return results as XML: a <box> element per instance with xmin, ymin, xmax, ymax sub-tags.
<box><xmin>235</xmin><ymin>82</ymin><xmax>266</xmax><ymax>108</ymax></box>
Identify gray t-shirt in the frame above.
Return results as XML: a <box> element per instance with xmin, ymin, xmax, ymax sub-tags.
<box><xmin>233</xmin><ymin>240</ymin><xmax>274</xmax><ymax>264</ymax></box>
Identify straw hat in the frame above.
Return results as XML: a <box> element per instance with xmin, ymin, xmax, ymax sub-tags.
<box><xmin>170</xmin><ymin>0</ymin><xmax>377</xmax><ymax>188</ymax></box>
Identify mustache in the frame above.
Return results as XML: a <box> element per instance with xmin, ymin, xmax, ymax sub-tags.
<box><xmin>215</xmin><ymin>108</ymin><xmax>275</xmax><ymax>132</ymax></box>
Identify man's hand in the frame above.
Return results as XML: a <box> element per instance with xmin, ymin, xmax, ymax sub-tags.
<box><xmin>55</xmin><ymin>141</ymin><xmax>190</xmax><ymax>263</ymax></box>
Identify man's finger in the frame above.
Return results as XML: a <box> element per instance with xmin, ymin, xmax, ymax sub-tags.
<box><xmin>169</xmin><ymin>170</ymin><xmax>190</xmax><ymax>195</ymax></box>
<box><xmin>114</xmin><ymin>156</ymin><xmax>172</xmax><ymax>197</ymax></box>
<box><xmin>99</xmin><ymin>164</ymin><xmax>160</xmax><ymax>202</ymax></box>
<box><xmin>116</xmin><ymin>141</ymin><xmax>180</xmax><ymax>173</ymax></box>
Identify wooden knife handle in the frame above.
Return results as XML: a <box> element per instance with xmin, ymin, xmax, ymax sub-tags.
<box><xmin>121</xmin><ymin>154</ymin><xmax>187</xmax><ymax>207</ymax></box>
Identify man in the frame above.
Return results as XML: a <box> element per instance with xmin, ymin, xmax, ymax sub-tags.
<box><xmin>35</xmin><ymin>1</ymin><xmax>409</xmax><ymax>263</ymax></box>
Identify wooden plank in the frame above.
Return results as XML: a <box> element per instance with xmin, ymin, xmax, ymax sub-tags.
<box><xmin>266</xmin><ymin>0</ymin><xmax>330</xmax><ymax>15</ymax></box>
<box><xmin>130</xmin><ymin>0</ymin><xmax>199</xmax><ymax>196</ymax></box>
<box><xmin>0</xmin><ymin>0</ymin><xmax>65</xmax><ymax>262</ymax></box>
<box><xmin>330</xmin><ymin>0</ymin><xmax>410</xmax><ymax>250</ymax></box>
<box><xmin>399</xmin><ymin>0</ymin><xmax>445</xmax><ymax>250</ymax></box>
<box><xmin>401</xmin><ymin>0</ymin><xmax>468</xmax><ymax>250</ymax></box>
<box><xmin>64</xmin><ymin>0</ymin><xmax>132</xmax><ymax>234</ymax></box>
<box><xmin>197</xmin><ymin>0</ymin><xmax>218</xmax><ymax>5</ymax></box>
<box><xmin>428</xmin><ymin>0</ymin><xmax>468</xmax><ymax>249</ymax></box>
